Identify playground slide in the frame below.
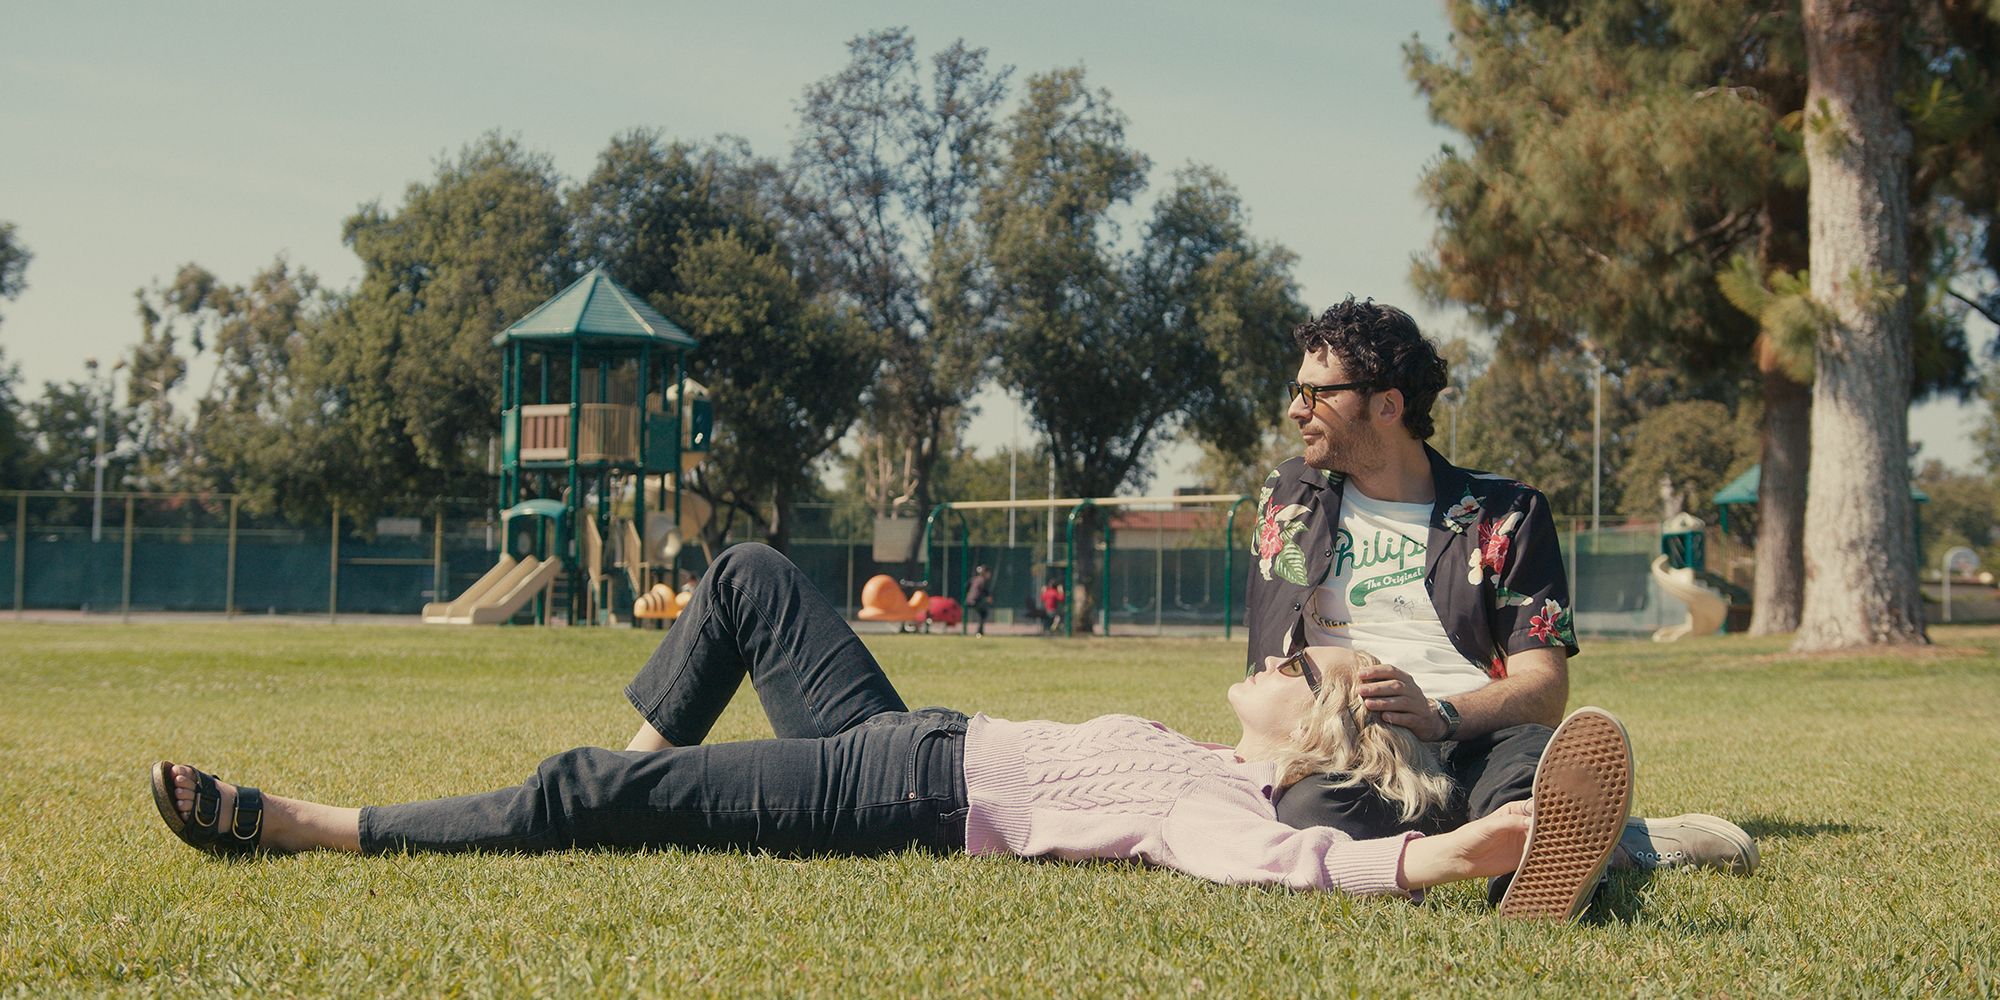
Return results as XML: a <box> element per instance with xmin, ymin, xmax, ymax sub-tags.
<box><xmin>460</xmin><ymin>556</ymin><xmax>563</xmax><ymax>625</ymax></box>
<box><xmin>621</xmin><ymin>519</ymin><xmax>646</xmax><ymax>595</ymax></box>
<box><xmin>421</xmin><ymin>554</ymin><xmax>519</xmax><ymax>623</ymax></box>
<box><xmin>1650</xmin><ymin>554</ymin><xmax>1727</xmax><ymax>642</ymax></box>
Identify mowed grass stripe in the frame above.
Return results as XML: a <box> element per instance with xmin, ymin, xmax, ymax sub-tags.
<box><xmin>1</xmin><ymin>623</ymin><xmax>1995</xmax><ymax>996</ymax></box>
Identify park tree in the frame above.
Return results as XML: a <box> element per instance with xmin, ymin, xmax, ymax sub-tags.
<box><xmin>1406</xmin><ymin>0</ymin><xmax>1994</xmax><ymax>636</ymax></box>
<box><xmin>1613</xmin><ymin>399</ymin><xmax>1760</xmax><ymax>523</ymax></box>
<box><xmin>1406</xmin><ymin>1</ymin><xmax>1813</xmax><ymax>632</ymax></box>
<box><xmin>129</xmin><ymin>260</ymin><xmax>330</xmax><ymax>506</ymax></box>
<box><xmin>569</xmin><ymin>131</ymin><xmax>780</xmax><ymax>305</ymax></box>
<box><xmin>568</xmin><ymin>131</ymin><xmax>865</xmax><ymax>554</ymax></box>
<box><xmin>1975</xmin><ymin>359</ymin><xmax>2000</xmax><ymax>476</ymax></box>
<box><xmin>0</xmin><ymin>221</ymin><xmax>32</xmax><ymax>486</ymax></box>
<box><xmin>1793</xmin><ymin>0</ymin><xmax>1923</xmax><ymax>648</ymax></box>
<box><xmin>668</xmin><ymin>229</ymin><xmax>876</xmax><ymax>553</ymax></box>
<box><xmin>788</xmin><ymin>29</ymin><xmax>1012</xmax><ymax>541</ymax></box>
<box><xmin>985</xmin><ymin>69</ymin><xmax>1304</xmax><ymax>629</ymax></box>
<box><xmin>1914</xmin><ymin>458</ymin><xmax>1999</xmax><ymax>575</ymax></box>
<box><xmin>23</xmin><ymin>375</ymin><xmax>136</xmax><ymax>493</ymax></box>
<box><xmin>1454</xmin><ymin>348</ymin><xmax>1625</xmax><ymax>517</ymax></box>
<box><xmin>328</xmin><ymin>133</ymin><xmax>571</xmax><ymax>512</ymax></box>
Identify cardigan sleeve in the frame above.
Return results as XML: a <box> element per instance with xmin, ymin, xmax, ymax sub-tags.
<box><xmin>1156</xmin><ymin>785</ymin><xmax>1419</xmax><ymax>896</ymax></box>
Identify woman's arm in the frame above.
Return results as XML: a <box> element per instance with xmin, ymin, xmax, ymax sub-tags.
<box><xmin>1157</xmin><ymin>793</ymin><xmax>1532</xmax><ymax>895</ymax></box>
<box><xmin>1395</xmin><ymin>801</ymin><xmax>1533</xmax><ymax>889</ymax></box>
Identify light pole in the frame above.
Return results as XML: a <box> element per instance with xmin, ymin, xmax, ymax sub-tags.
<box><xmin>88</xmin><ymin>359</ymin><xmax>123</xmax><ymax>543</ymax></box>
<box><xmin>1580</xmin><ymin>340</ymin><xmax>1603</xmax><ymax>535</ymax></box>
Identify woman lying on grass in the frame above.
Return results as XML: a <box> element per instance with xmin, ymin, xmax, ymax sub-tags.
<box><xmin>153</xmin><ymin>544</ymin><xmax>1632</xmax><ymax>919</ymax></box>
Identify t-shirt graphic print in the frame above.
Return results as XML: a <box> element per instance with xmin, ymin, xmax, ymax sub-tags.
<box><xmin>1304</xmin><ymin>483</ymin><xmax>1490</xmax><ymax>699</ymax></box>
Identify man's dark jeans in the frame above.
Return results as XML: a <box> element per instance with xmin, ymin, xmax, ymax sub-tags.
<box><xmin>1274</xmin><ymin>723</ymin><xmax>1552</xmax><ymax>839</ymax></box>
<box><xmin>361</xmin><ymin>544</ymin><xmax>969</xmax><ymax>856</ymax></box>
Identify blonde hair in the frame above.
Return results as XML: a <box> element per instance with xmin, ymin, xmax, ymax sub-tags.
<box><xmin>1268</xmin><ymin>649</ymin><xmax>1453</xmax><ymax>823</ymax></box>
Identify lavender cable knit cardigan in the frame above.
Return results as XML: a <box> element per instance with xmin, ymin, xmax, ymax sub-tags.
<box><xmin>961</xmin><ymin>714</ymin><xmax>1419</xmax><ymax>896</ymax></box>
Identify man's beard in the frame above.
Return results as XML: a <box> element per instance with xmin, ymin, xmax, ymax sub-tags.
<box><xmin>1305</xmin><ymin>421</ymin><xmax>1384</xmax><ymax>475</ymax></box>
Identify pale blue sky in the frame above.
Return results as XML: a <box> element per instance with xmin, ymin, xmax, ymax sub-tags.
<box><xmin>2</xmin><ymin>1</ymin><xmax>1985</xmax><ymax>488</ymax></box>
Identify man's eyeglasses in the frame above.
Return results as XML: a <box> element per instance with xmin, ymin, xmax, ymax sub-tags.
<box><xmin>1274</xmin><ymin>650</ymin><xmax>1322</xmax><ymax>694</ymax></box>
<box><xmin>1286</xmin><ymin>380</ymin><xmax>1375</xmax><ymax>410</ymax></box>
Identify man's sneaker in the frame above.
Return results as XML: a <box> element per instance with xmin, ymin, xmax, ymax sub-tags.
<box><xmin>1612</xmin><ymin>814</ymin><xmax>1758</xmax><ymax>875</ymax></box>
<box><xmin>1496</xmin><ymin>707</ymin><xmax>1634</xmax><ymax>922</ymax></box>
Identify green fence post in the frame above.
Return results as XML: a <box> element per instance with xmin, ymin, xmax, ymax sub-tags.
<box><xmin>12</xmin><ymin>493</ymin><xmax>23</xmax><ymax>620</ymax></box>
<box><xmin>120</xmin><ymin>495</ymin><xmax>134</xmax><ymax>623</ymax></box>
<box><xmin>432</xmin><ymin>509</ymin><xmax>445</xmax><ymax>611</ymax></box>
<box><xmin>329</xmin><ymin>505</ymin><xmax>340</xmax><ymax>623</ymax></box>
<box><xmin>225</xmin><ymin>496</ymin><xmax>238</xmax><ymax>619</ymax></box>
<box><xmin>1222</xmin><ymin>495</ymin><xmax>1251</xmax><ymax>640</ymax></box>
<box><xmin>1102</xmin><ymin>517</ymin><xmax>1114</xmax><ymax>637</ymax></box>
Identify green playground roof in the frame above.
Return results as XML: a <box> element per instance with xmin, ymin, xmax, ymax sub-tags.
<box><xmin>1713</xmin><ymin>465</ymin><xmax>1929</xmax><ymax>506</ymax></box>
<box><xmin>494</xmin><ymin>267</ymin><xmax>697</xmax><ymax>349</ymax></box>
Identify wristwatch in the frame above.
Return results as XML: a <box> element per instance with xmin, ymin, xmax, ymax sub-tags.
<box><xmin>1429</xmin><ymin>698</ymin><xmax>1462</xmax><ymax>742</ymax></box>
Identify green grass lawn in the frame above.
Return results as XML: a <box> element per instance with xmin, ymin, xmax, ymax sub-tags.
<box><xmin>2</xmin><ymin>622</ymin><xmax>1996</xmax><ymax>997</ymax></box>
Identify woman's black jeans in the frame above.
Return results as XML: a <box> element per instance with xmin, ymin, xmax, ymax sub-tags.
<box><xmin>360</xmin><ymin>544</ymin><xmax>969</xmax><ymax>856</ymax></box>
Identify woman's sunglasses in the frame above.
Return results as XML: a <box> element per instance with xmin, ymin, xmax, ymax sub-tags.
<box><xmin>1273</xmin><ymin>650</ymin><xmax>1322</xmax><ymax>694</ymax></box>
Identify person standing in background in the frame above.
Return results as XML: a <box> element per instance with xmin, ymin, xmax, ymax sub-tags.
<box><xmin>966</xmin><ymin>565</ymin><xmax>995</xmax><ymax>637</ymax></box>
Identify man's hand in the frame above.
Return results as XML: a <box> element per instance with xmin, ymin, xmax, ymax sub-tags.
<box><xmin>1358</xmin><ymin>659</ymin><xmax>1447</xmax><ymax>741</ymax></box>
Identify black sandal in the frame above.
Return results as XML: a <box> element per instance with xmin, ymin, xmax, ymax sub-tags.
<box><xmin>150</xmin><ymin>760</ymin><xmax>265</xmax><ymax>856</ymax></box>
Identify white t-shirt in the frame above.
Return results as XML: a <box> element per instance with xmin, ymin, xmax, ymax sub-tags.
<box><xmin>1301</xmin><ymin>482</ymin><xmax>1490</xmax><ymax>698</ymax></box>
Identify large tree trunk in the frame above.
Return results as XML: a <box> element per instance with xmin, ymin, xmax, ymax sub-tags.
<box><xmin>1749</xmin><ymin>369</ymin><xmax>1809</xmax><ymax>635</ymax></box>
<box><xmin>1793</xmin><ymin>0</ymin><xmax>1927</xmax><ymax>651</ymax></box>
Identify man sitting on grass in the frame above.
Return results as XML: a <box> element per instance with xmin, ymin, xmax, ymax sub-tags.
<box><xmin>1247</xmin><ymin>297</ymin><xmax>1755</xmax><ymax>883</ymax></box>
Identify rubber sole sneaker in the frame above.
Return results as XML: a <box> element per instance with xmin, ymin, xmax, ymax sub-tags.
<box><xmin>1496</xmin><ymin>707</ymin><xmax>1634</xmax><ymax>921</ymax></box>
<box><xmin>1614</xmin><ymin>814</ymin><xmax>1759</xmax><ymax>875</ymax></box>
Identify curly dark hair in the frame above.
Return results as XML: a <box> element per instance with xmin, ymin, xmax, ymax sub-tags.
<box><xmin>1292</xmin><ymin>297</ymin><xmax>1448</xmax><ymax>440</ymax></box>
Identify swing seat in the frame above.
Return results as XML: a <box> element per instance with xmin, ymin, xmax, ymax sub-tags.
<box><xmin>857</xmin><ymin>575</ymin><xmax>929</xmax><ymax>622</ymax></box>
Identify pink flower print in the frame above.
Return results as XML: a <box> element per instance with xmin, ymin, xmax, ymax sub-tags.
<box><xmin>1529</xmin><ymin>599</ymin><xmax>1564</xmax><ymax>644</ymax></box>
<box><xmin>1477</xmin><ymin>520</ymin><xmax>1511</xmax><ymax>577</ymax></box>
<box><xmin>1257</xmin><ymin>501</ymin><xmax>1285</xmax><ymax>559</ymax></box>
<box><xmin>1486</xmin><ymin>653</ymin><xmax>1508</xmax><ymax>680</ymax></box>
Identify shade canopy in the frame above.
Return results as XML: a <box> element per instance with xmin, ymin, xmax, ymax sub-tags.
<box><xmin>493</xmin><ymin>267</ymin><xmax>697</xmax><ymax>349</ymax></box>
<box><xmin>1713</xmin><ymin>465</ymin><xmax>1930</xmax><ymax>506</ymax></box>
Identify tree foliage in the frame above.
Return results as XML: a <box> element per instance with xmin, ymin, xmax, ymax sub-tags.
<box><xmin>789</xmin><ymin>29</ymin><xmax>1012</xmax><ymax>522</ymax></box>
<box><xmin>1405</xmin><ymin>0</ymin><xmax>1999</xmax><ymax>637</ymax></box>
<box><xmin>1915</xmin><ymin>457</ymin><xmax>2000</xmax><ymax>574</ymax></box>
<box><xmin>983</xmin><ymin>68</ymin><xmax>1305</xmax><ymax>626</ymax></box>
<box><xmin>568</xmin><ymin>132</ymin><xmax>867</xmax><ymax>553</ymax></box>
<box><xmin>1613</xmin><ymin>399</ymin><xmax>1759</xmax><ymax>522</ymax></box>
<box><xmin>669</xmin><ymin>230</ymin><xmax>876</xmax><ymax>552</ymax></box>
<box><xmin>335</xmin><ymin>133</ymin><xmax>570</xmax><ymax>506</ymax></box>
<box><xmin>0</xmin><ymin>221</ymin><xmax>31</xmax><ymax>486</ymax></box>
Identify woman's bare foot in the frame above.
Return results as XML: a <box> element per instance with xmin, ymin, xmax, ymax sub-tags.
<box><xmin>163</xmin><ymin>764</ymin><xmax>363</xmax><ymax>854</ymax></box>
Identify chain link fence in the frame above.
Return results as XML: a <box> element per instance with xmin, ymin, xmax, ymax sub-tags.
<box><xmin>2</xmin><ymin>491</ymin><xmax>1740</xmax><ymax>636</ymax></box>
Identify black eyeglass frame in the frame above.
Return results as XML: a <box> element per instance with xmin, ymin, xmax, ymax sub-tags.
<box><xmin>1286</xmin><ymin>380</ymin><xmax>1376</xmax><ymax>409</ymax></box>
<box><xmin>1274</xmin><ymin>650</ymin><xmax>1323</xmax><ymax>694</ymax></box>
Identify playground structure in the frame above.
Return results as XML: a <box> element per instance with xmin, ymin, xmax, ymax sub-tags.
<box><xmin>422</xmin><ymin>268</ymin><xmax>712</xmax><ymax>626</ymax></box>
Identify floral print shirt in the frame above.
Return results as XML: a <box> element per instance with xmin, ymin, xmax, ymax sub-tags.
<box><xmin>1243</xmin><ymin>446</ymin><xmax>1578</xmax><ymax>680</ymax></box>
